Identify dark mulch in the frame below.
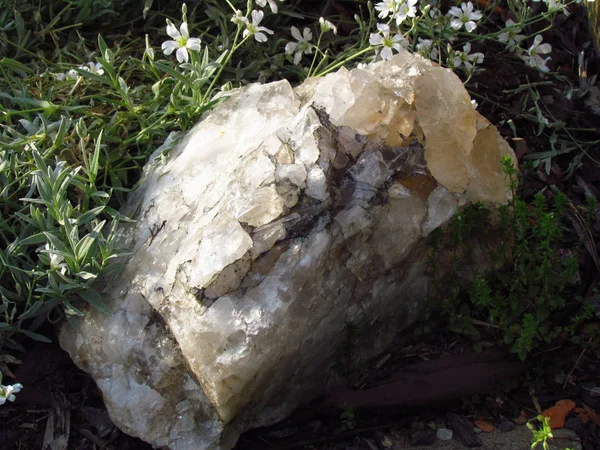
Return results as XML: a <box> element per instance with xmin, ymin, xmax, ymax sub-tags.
<box><xmin>234</xmin><ymin>327</ymin><xmax>600</xmax><ymax>449</ymax></box>
<box><xmin>0</xmin><ymin>340</ymin><xmax>152</xmax><ymax>450</ymax></box>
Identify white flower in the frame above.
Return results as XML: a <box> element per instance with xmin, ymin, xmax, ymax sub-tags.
<box><xmin>256</xmin><ymin>0</ymin><xmax>281</xmax><ymax>14</ymax></box>
<box><xmin>429</xmin><ymin>7</ymin><xmax>442</xmax><ymax>19</ymax></box>
<box><xmin>396</xmin><ymin>0</ymin><xmax>418</xmax><ymax>25</ymax></box>
<box><xmin>448</xmin><ymin>2</ymin><xmax>482</xmax><ymax>33</ymax></box>
<box><xmin>319</xmin><ymin>17</ymin><xmax>337</xmax><ymax>34</ymax></box>
<box><xmin>471</xmin><ymin>99</ymin><xmax>478</xmax><ymax>109</ymax></box>
<box><xmin>453</xmin><ymin>42</ymin><xmax>484</xmax><ymax>70</ymax></box>
<box><xmin>43</xmin><ymin>243</ymin><xmax>65</xmax><ymax>269</ymax></box>
<box><xmin>55</xmin><ymin>71</ymin><xmax>77</xmax><ymax>81</ymax></box>
<box><xmin>243</xmin><ymin>10</ymin><xmax>274</xmax><ymax>42</ymax></box>
<box><xmin>231</xmin><ymin>10</ymin><xmax>246</xmax><ymax>26</ymax></box>
<box><xmin>374</xmin><ymin>0</ymin><xmax>398</xmax><ymax>19</ymax></box>
<box><xmin>161</xmin><ymin>19</ymin><xmax>201</xmax><ymax>63</ymax></box>
<box><xmin>0</xmin><ymin>383</ymin><xmax>22</xmax><ymax>405</ymax></box>
<box><xmin>546</xmin><ymin>0</ymin><xmax>568</xmax><ymax>14</ymax></box>
<box><xmin>369</xmin><ymin>23</ymin><xmax>409</xmax><ymax>61</ymax></box>
<box><xmin>525</xmin><ymin>55</ymin><xmax>551</xmax><ymax>72</ymax></box>
<box><xmin>416</xmin><ymin>38</ymin><xmax>439</xmax><ymax>60</ymax></box>
<box><xmin>521</xmin><ymin>35</ymin><xmax>552</xmax><ymax>72</ymax></box>
<box><xmin>497</xmin><ymin>19</ymin><xmax>526</xmax><ymax>52</ymax></box>
<box><xmin>55</xmin><ymin>62</ymin><xmax>103</xmax><ymax>81</ymax></box>
<box><xmin>81</xmin><ymin>61</ymin><xmax>104</xmax><ymax>75</ymax></box>
<box><xmin>285</xmin><ymin>26</ymin><xmax>313</xmax><ymax>65</ymax></box>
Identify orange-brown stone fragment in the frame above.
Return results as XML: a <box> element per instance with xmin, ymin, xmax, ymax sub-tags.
<box><xmin>542</xmin><ymin>399</ymin><xmax>576</xmax><ymax>429</ymax></box>
<box><xmin>474</xmin><ymin>419</ymin><xmax>495</xmax><ymax>432</ymax></box>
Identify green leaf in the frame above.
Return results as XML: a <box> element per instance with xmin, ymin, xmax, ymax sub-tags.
<box><xmin>32</xmin><ymin>148</ymin><xmax>48</xmax><ymax>172</ymax></box>
<box><xmin>96</xmin><ymin>55</ymin><xmax>117</xmax><ymax>82</ymax></box>
<box><xmin>153</xmin><ymin>61</ymin><xmax>192</xmax><ymax>86</ymax></box>
<box><xmin>76</xmin><ymin>271</ymin><xmax>97</xmax><ymax>281</ymax></box>
<box><xmin>87</xmin><ymin>129</ymin><xmax>103</xmax><ymax>183</ymax></box>
<box><xmin>18</xmin><ymin>301</ymin><xmax>44</xmax><ymax>320</ymax></box>
<box><xmin>18</xmin><ymin>232</ymin><xmax>48</xmax><ymax>246</ymax></box>
<box><xmin>18</xmin><ymin>299</ymin><xmax>62</xmax><ymax>320</ymax></box>
<box><xmin>75</xmin><ymin>220</ymin><xmax>105</xmax><ymax>262</ymax></box>
<box><xmin>143</xmin><ymin>0</ymin><xmax>153</xmax><ymax>19</ymax></box>
<box><xmin>19</xmin><ymin>328</ymin><xmax>52</xmax><ymax>343</ymax></box>
<box><xmin>19</xmin><ymin>197</ymin><xmax>50</xmax><ymax>205</ymax></box>
<box><xmin>118</xmin><ymin>76</ymin><xmax>128</xmax><ymax>95</ymax></box>
<box><xmin>50</xmin><ymin>116</ymin><xmax>72</xmax><ymax>151</ymax></box>
<box><xmin>97</xmin><ymin>34</ymin><xmax>114</xmax><ymax>62</ymax></box>
<box><xmin>104</xmin><ymin>206</ymin><xmax>135</xmax><ymax>222</ymax></box>
<box><xmin>73</xmin><ymin>67</ymin><xmax>111</xmax><ymax>86</ymax></box>
<box><xmin>75</xmin><ymin>117</ymin><xmax>88</xmax><ymax>140</ymax></box>
<box><xmin>90</xmin><ymin>191</ymin><xmax>110</xmax><ymax>199</ymax></box>
<box><xmin>76</xmin><ymin>206</ymin><xmax>105</xmax><ymax>226</ymax></box>
<box><xmin>43</xmin><ymin>232</ymin><xmax>73</xmax><ymax>259</ymax></box>
<box><xmin>0</xmin><ymin>57</ymin><xmax>32</xmax><ymax>77</ymax></box>
<box><xmin>63</xmin><ymin>299</ymin><xmax>85</xmax><ymax>317</ymax></box>
<box><xmin>77</xmin><ymin>289</ymin><xmax>111</xmax><ymax>314</ymax></box>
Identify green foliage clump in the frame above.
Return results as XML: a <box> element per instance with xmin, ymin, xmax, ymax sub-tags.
<box><xmin>429</xmin><ymin>157</ymin><xmax>594</xmax><ymax>360</ymax></box>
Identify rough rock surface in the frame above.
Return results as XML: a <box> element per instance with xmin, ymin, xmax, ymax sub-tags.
<box><xmin>59</xmin><ymin>49</ymin><xmax>516</xmax><ymax>450</ymax></box>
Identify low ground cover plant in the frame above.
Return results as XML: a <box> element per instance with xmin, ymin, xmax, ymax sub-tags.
<box><xmin>427</xmin><ymin>157</ymin><xmax>597</xmax><ymax>360</ymax></box>
<box><xmin>0</xmin><ymin>0</ymin><xmax>595</xmax><ymax>409</ymax></box>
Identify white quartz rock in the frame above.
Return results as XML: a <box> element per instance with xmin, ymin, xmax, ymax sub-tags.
<box><xmin>275</xmin><ymin>163</ymin><xmax>307</xmax><ymax>188</ymax></box>
<box><xmin>59</xmin><ymin>49</ymin><xmax>516</xmax><ymax>450</ymax></box>
<box><xmin>421</xmin><ymin>186</ymin><xmax>459</xmax><ymax>237</ymax></box>
<box><xmin>349</xmin><ymin>151</ymin><xmax>392</xmax><ymax>188</ymax></box>
<box><xmin>388</xmin><ymin>182</ymin><xmax>411</xmax><ymax>199</ymax></box>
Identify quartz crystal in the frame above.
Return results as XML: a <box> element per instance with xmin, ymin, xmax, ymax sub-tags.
<box><xmin>59</xmin><ymin>49</ymin><xmax>515</xmax><ymax>450</ymax></box>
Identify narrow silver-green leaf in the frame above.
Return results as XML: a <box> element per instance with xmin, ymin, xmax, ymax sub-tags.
<box><xmin>77</xmin><ymin>289</ymin><xmax>111</xmax><ymax>315</ymax></box>
<box><xmin>77</xmin><ymin>206</ymin><xmax>105</xmax><ymax>226</ymax></box>
<box><xmin>19</xmin><ymin>328</ymin><xmax>52</xmax><ymax>343</ymax></box>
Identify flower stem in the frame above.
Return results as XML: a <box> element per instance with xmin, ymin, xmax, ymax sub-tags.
<box><xmin>315</xmin><ymin>46</ymin><xmax>374</xmax><ymax>77</ymax></box>
<box><xmin>201</xmin><ymin>28</ymin><xmax>244</xmax><ymax>104</ymax></box>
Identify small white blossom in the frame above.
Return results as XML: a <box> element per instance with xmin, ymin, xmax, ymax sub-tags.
<box><xmin>369</xmin><ymin>23</ymin><xmax>409</xmax><ymax>61</ymax></box>
<box><xmin>161</xmin><ymin>19</ymin><xmax>201</xmax><ymax>63</ymax></box>
<box><xmin>396</xmin><ymin>0</ymin><xmax>418</xmax><ymax>25</ymax></box>
<box><xmin>452</xmin><ymin>42</ymin><xmax>484</xmax><ymax>71</ymax></box>
<box><xmin>448</xmin><ymin>2</ymin><xmax>482</xmax><ymax>33</ymax></box>
<box><xmin>471</xmin><ymin>99</ymin><xmax>478</xmax><ymax>109</ymax></box>
<box><xmin>0</xmin><ymin>383</ymin><xmax>22</xmax><ymax>405</ymax></box>
<box><xmin>319</xmin><ymin>17</ymin><xmax>337</xmax><ymax>34</ymax></box>
<box><xmin>285</xmin><ymin>26</ymin><xmax>313</xmax><ymax>65</ymax></box>
<box><xmin>374</xmin><ymin>0</ymin><xmax>398</xmax><ymax>19</ymax></box>
<box><xmin>416</xmin><ymin>38</ymin><xmax>439</xmax><ymax>60</ymax></box>
<box><xmin>81</xmin><ymin>61</ymin><xmax>104</xmax><ymax>75</ymax></box>
<box><xmin>243</xmin><ymin>10</ymin><xmax>274</xmax><ymax>42</ymax></box>
<box><xmin>231</xmin><ymin>10</ymin><xmax>246</xmax><ymax>26</ymax></box>
<box><xmin>256</xmin><ymin>0</ymin><xmax>281</xmax><ymax>14</ymax></box>
<box><xmin>55</xmin><ymin>70</ymin><xmax>77</xmax><ymax>81</ymax></box>
<box><xmin>55</xmin><ymin>62</ymin><xmax>103</xmax><ymax>81</ymax></box>
<box><xmin>43</xmin><ymin>243</ymin><xmax>65</xmax><ymax>270</ymax></box>
<box><xmin>497</xmin><ymin>19</ymin><xmax>526</xmax><ymax>52</ymax></box>
<box><xmin>546</xmin><ymin>0</ymin><xmax>568</xmax><ymax>14</ymax></box>
<box><xmin>429</xmin><ymin>7</ymin><xmax>442</xmax><ymax>20</ymax></box>
<box><xmin>521</xmin><ymin>35</ymin><xmax>552</xmax><ymax>72</ymax></box>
